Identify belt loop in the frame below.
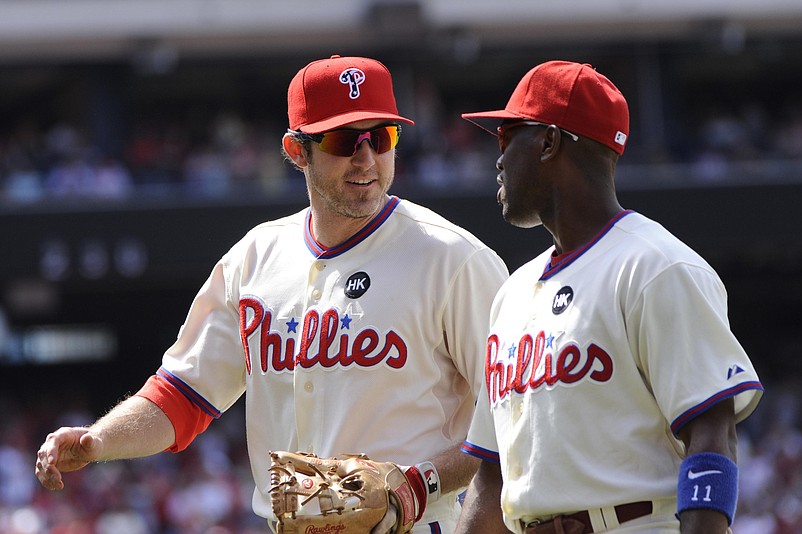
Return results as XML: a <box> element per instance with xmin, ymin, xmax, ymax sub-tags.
<box><xmin>587</xmin><ymin>508</ymin><xmax>607</xmax><ymax>531</ymax></box>
<box><xmin>600</xmin><ymin>505</ymin><xmax>620</xmax><ymax>529</ymax></box>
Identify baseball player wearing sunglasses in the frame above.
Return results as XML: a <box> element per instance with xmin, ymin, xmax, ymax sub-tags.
<box><xmin>36</xmin><ymin>55</ymin><xmax>509</xmax><ymax>534</ymax></box>
<box><xmin>456</xmin><ymin>61</ymin><xmax>763</xmax><ymax>534</ymax></box>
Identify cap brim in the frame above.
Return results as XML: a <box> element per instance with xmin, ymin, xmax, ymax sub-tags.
<box><xmin>461</xmin><ymin>109</ymin><xmax>526</xmax><ymax>135</ymax></box>
<box><xmin>300</xmin><ymin>111</ymin><xmax>415</xmax><ymax>134</ymax></box>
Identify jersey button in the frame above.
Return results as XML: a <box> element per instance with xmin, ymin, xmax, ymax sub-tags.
<box><xmin>315</xmin><ymin>261</ymin><xmax>326</xmax><ymax>271</ymax></box>
<box><xmin>311</xmin><ymin>289</ymin><xmax>322</xmax><ymax>301</ymax></box>
<box><xmin>304</xmin><ymin>381</ymin><xmax>314</xmax><ymax>393</ymax></box>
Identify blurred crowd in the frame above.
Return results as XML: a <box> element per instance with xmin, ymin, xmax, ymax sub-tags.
<box><xmin>0</xmin><ymin>115</ymin><xmax>297</xmax><ymax>205</ymax></box>
<box><xmin>0</xmin><ymin>393</ymin><xmax>264</xmax><ymax>534</ymax></box>
<box><xmin>3</xmin><ymin>94</ymin><xmax>802</xmax><ymax>206</ymax></box>
<box><xmin>0</xmin><ymin>100</ymin><xmax>500</xmax><ymax>206</ymax></box>
<box><xmin>687</xmin><ymin>98</ymin><xmax>802</xmax><ymax>184</ymax></box>
<box><xmin>0</xmin><ymin>377</ymin><xmax>799</xmax><ymax>534</ymax></box>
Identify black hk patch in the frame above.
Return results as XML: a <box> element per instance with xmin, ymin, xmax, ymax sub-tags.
<box><xmin>344</xmin><ymin>271</ymin><xmax>370</xmax><ymax>299</ymax></box>
<box><xmin>552</xmin><ymin>286</ymin><xmax>574</xmax><ymax>315</ymax></box>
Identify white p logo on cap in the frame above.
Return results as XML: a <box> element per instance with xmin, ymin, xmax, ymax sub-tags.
<box><xmin>340</xmin><ymin>68</ymin><xmax>366</xmax><ymax>99</ymax></box>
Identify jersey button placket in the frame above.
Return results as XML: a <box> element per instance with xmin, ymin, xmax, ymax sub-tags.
<box><xmin>306</xmin><ymin>261</ymin><xmax>325</xmax><ymax>304</ymax></box>
<box><xmin>296</xmin><ymin>260</ymin><xmax>326</xmax><ymax>455</ymax></box>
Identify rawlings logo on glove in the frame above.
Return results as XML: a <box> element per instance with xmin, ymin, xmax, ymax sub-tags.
<box><xmin>268</xmin><ymin>451</ymin><xmax>427</xmax><ymax>534</ymax></box>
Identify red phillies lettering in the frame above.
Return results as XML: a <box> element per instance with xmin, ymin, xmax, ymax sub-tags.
<box><xmin>382</xmin><ymin>331</ymin><xmax>407</xmax><ymax>369</ymax></box>
<box><xmin>316</xmin><ymin>309</ymin><xmax>342</xmax><ymax>367</ymax></box>
<box><xmin>296</xmin><ymin>311</ymin><xmax>320</xmax><ymax>367</ymax></box>
<box><xmin>238</xmin><ymin>299</ymin><xmax>408</xmax><ymax>373</ymax></box>
<box><xmin>486</xmin><ymin>330</ymin><xmax>613</xmax><ymax>403</ymax></box>
<box><xmin>239</xmin><ymin>298</ymin><xmax>295</xmax><ymax>373</ymax></box>
<box><xmin>239</xmin><ymin>297</ymin><xmax>263</xmax><ymax>374</ymax></box>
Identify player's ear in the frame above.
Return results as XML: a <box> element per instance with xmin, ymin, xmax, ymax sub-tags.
<box><xmin>540</xmin><ymin>124</ymin><xmax>561</xmax><ymax>163</ymax></box>
<box><xmin>283</xmin><ymin>134</ymin><xmax>310</xmax><ymax>168</ymax></box>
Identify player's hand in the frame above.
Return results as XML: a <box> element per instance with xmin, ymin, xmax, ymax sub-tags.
<box><xmin>35</xmin><ymin>427</ymin><xmax>103</xmax><ymax>490</ymax></box>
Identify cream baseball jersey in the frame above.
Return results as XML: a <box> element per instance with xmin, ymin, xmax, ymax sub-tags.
<box><xmin>144</xmin><ymin>196</ymin><xmax>508</xmax><ymax>526</ymax></box>
<box><xmin>462</xmin><ymin>210</ymin><xmax>762</xmax><ymax>533</ymax></box>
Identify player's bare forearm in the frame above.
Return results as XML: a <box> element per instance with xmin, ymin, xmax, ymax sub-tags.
<box><xmin>678</xmin><ymin>398</ymin><xmax>737</xmax><ymax>461</ymax></box>
<box><xmin>455</xmin><ymin>460</ymin><xmax>511</xmax><ymax>534</ymax></box>
<box><xmin>677</xmin><ymin>398</ymin><xmax>737</xmax><ymax>534</ymax></box>
<box><xmin>428</xmin><ymin>442</ymin><xmax>480</xmax><ymax>494</ymax></box>
<box><xmin>679</xmin><ymin>510</ymin><xmax>731</xmax><ymax>534</ymax></box>
<box><xmin>36</xmin><ymin>395</ymin><xmax>175</xmax><ymax>490</ymax></box>
<box><xmin>88</xmin><ymin>395</ymin><xmax>176</xmax><ymax>460</ymax></box>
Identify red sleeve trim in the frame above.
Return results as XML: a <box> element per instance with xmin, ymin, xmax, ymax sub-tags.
<box><xmin>460</xmin><ymin>441</ymin><xmax>500</xmax><ymax>463</ymax></box>
<box><xmin>670</xmin><ymin>381</ymin><xmax>764</xmax><ymax>435</ymax></box>
<box><xmin>135</xmin><ymin>373</ymin><xmax>215</xmax><ymax>453</ymax></box>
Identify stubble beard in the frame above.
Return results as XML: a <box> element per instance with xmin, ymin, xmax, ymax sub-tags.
<box><xmin>308</xmin><ymin>166</ymin><xmax>393</xmax><ymax>219</ymax></box>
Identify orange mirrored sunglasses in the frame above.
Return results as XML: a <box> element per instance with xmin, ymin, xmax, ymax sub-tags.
<box><xmin>289</xmin><ymin>125</ymin><xmax>401</xmax><ymax>157</ymax></box>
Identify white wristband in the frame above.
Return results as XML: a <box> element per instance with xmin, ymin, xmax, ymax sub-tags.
<box><xmin>414</xmin><ymin>461</ymin><xmax>441</xmax><ymax>504</ymax></box>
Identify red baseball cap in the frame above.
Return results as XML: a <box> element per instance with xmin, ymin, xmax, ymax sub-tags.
<box><xmin>462</xmin><ymin>61</ymin><xmax>629</xmax><ymax>155</ymax></box>
<box><xmin>288</xmin><ymin>55</ymin><xmax>415</xmax><ymax>134</ymax></box>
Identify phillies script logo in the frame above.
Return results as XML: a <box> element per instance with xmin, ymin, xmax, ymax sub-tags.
<box><xmin>239</xmin><ymin>297</ymin><xmax>407</xmax><ymax>374</ymax></box>
<box><xmin>305</xmin><ymin>524</ymin><xmax>346</xmax><ymax>534</ymax></box>
<box><xmin>485</xmin><ymin>330</ymin><xmax>613</xmax><ymax>403</ymax></box>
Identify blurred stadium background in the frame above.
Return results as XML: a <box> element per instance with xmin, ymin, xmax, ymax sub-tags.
<box><xmin>1</xmin><ymin>1</ymin><xmax>801</xmax><ymax>532</ymax></box>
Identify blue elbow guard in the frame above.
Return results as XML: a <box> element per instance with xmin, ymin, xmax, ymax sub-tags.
<box><xmin>677</xmin><ymin>452</ymin><xmax>738</xmax><ymax>525</ymax></box>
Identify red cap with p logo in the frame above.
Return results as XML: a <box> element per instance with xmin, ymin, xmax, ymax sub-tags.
<box><xmin>288</xmin><ymin>55</ymin><xmax>414</xmax><ymax>134</ymax></box>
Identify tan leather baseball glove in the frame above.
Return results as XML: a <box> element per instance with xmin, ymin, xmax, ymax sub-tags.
<box><xmin>268</xmin><ymin>451</ymin><xmax>425</xmax><ymax>534</ymax></box>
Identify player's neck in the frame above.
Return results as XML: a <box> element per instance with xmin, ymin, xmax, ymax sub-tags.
<box><xmin>308</xmin><ymin>197</ymin><xmax>389</xmax><ymax>249</ymax></box>
<box><xmin>550</xmin><ymin>203</ymin><xmax>624</xmax><ymax>255</ymax></box>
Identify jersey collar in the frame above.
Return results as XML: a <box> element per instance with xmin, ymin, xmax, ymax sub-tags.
<box><xmin>541</xmin><ymin>210</ymin><xmax>634</xmax><ymax>280</ymax></box>
<box><xmin>304</xmin><ymin>196</ymin><xmax>401</xmax><ymax>259</ymax></box>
